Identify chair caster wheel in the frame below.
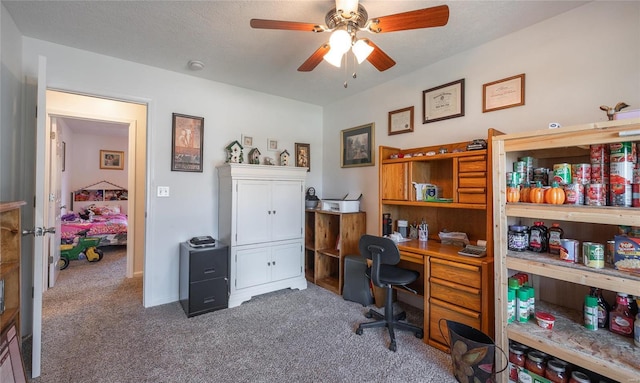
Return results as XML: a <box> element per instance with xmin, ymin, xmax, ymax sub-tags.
<box><xmin>415</xmin><ymin>330</ymin><xmax>424</xmax><ymax>339</ymax></box>
<box><xmin>356</xmin><ymin>328</ymin><xmax>363</xmax><ymax>335</ymax></box>
<box><xmin>397</xmin><ymin>312</ymin><xmax>406</xmax><ymax>321</ymax></box>
<box><xmin>389</xmin><ymin>342</ymin><xmax>397</xmax><ymax>352</ymax></box>
<box><xmin>365</xmin><ymin>312</ymin><xmax>373</xmax><ymax>319</ymax></box>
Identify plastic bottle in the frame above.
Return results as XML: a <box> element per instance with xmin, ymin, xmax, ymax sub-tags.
<box><xmin>507</xmin><ymin>288</ymin><xmax>516</xmax><ymax>323</ymax></box>
<box><xmin>589</xmin><ymin>287</ymin><xmax>610</xmax><ymax>329</ymax></box>
<box><xmin>528</xmin><ymin>286</ymin><xmax>536</xmax><ymax>319</ymax></box>
<box><xmin>548</xmin><ymin>223</ymin><xmax>564</xmax><ymax>255</ymax></box>
<box><xmin>609</xmin><ymin>293</ymin><xmax>634</xmax><ymax>337</ymax></box>
<box><xmin>528</xmin><ymin>221</ymin><xmax>548</xmax><ymax>252</ymax></box>
<box><xmin>584</xmin><ymin>295</ymin><xmax>598</xmax><ymax>331</ymax></box>
<box><xmin>517</xmin><ymin>288</ymin><xmax>529</xmax><ymax>323</ymax></box>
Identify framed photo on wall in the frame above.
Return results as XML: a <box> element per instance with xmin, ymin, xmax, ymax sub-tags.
<box><xmin>422</xmin><ymin>79</ymin><xmax>465</xmax><ymax>124</ymax></box>
<box><xmin>171</xmin><ymin>113</ymin><xmax>204</xmax><ymax>172</ymax></box>
<box><xmin>341</xmin><ymin>123</ymin><xmax>375</xmax><ymax>168</ymax></box>
<box><xmin>99</xmin><ymin>150</ymin><xmax>124</xmax><ymax>170</ymax></box>
<box><xmin>388</xmin><ymin>106</ymin><xmax>414</xmax><ymax>135</ymax></box>
<box><xmin>295</xmin><ymin>143</ymin><xmax>310</xmax><ymax>171</ymax></box>
<box><xmin>482</xmin><ymin>73</ymin><xmax>525</xmax><ymax>113</ymax></box>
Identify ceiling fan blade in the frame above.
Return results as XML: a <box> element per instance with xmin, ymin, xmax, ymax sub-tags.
<box><xmin>364</xmin><ymin>40</ymin><xmax>396</xmax><ymax>71</ymax></box>
<box><xmin>298</xmin><ymin>44</ymin><xmax>331</xmax><ymax>72</ymax></box>
<box><xmin>250</xmin><ymin>19</ymin><xmax>325</xmax><ymax>32</ymax></box>
<box><xmin>368</xmin><ymin>5</ymin><xmax>449</xmax><ymax>33</ymax></box>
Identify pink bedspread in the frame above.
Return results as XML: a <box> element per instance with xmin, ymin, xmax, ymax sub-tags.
<box><xmin>61</xmin><ymin>214</ymin><xmax>128</xmax><ymax>240</ymax></box>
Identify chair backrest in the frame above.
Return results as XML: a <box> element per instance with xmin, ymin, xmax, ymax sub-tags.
<box><xmin>359</xmin><ymin>234</ymin><xmax>400</xmax><ymax>287</ymax></box>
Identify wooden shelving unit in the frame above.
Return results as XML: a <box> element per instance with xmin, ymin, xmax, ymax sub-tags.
<box><xmin>0</xmin><ymin>201</ymin><xmax>25</xmax><ymax>340</ymax></box>
<box><xmin>305</xmin><ymin>209</ymin><xmax>366</xmax><ymax>295</ymax></box>
<box><xmin>492</xmin><ymin>118</ymin><xmax>640</xmax><ymax>383</ymax></box>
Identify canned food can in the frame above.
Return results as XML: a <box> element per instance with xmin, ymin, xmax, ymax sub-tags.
<box><xmin>590</xmin><ymin>144</ymin><xmax>609</xmax><ymax>164</ymax></box>
<box><xmin>605</xmin><ymin>240</ymin><xmax>615</xmax><ymax>265</ymax></box>
<box><xmin>609</xmin><ymin>141</ymin><xmax>637</xmax><ymax>163</ymax></box>
<box><xmin>533</xmin><ymin>168</ymin><xmax>549</xmax><ymax>185</ymax></box>
<box><xmin>563</xmin><ymin>183</ymin><xmax>584</xmax><ymax>205</ymax></box>
<box><xmin>582</xmin><ymin>242</ymin><xmax>604</xmax><ymax>269</ymax></box>
<box><xmin>585</xmin><ymin>183</ymin><xmax>606</xmax><ymax>206</ymax></box>
<box><xmin>610</xmin><ymin>160</ymin><xmax>635</xmax><ymax>184</ymax></box>
<box><xmin>552</xmin><ymin>163</ymin><xmax>572</xmax><ymax>185</ymax></box>
<box><xmin>610</xmin><ymin>183</ymin><xmax>631</xmax><ymax>207</ymax></box>
<box><xmin>571</xmin><ymin>163</ymin><xmax>591</xmax><ymax>185</ymax></box>
<box><xmin>513</xmin><ymin>161</ymin><xmax>527</xmax><ymax>172</ymax></box>
<box><xmin>559</xmin><ymin>239</ymin><xmax>579</xmax><ymax>263</ymax></box>
<box><xmin>634</xmin><ymin>168</ymin><xmax>640</xmax><ymax>184</ymax></box>
<box><xmin>590</xmin><ymin>162</ymin><xmax>609</xmax><ymax>183</ymax></box>
<box><xmin>506</xmin><ymin>172</ymin><xmax>522</xmax><ymax>186</ymax></box>
<box><xmin>633</xmin><ymin>184</ymin><xmax>640</xmax><ymax>207</ymax></box>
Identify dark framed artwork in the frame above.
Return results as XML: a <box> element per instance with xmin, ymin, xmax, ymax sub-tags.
<box><xmin>171</xmin><ymin>113</ymin><xmax>204</xmax><ymax>172</ymax></box>
<box><xmin>422</xmin><ymin>78</ymin><xmax>465</xmax><ymax>124</ymax></box>
<box><xmin>388</xmin><ymin>106</ymin><xmax>414</xmax><ymax>135</ymax></box>
<box><xmin>99</xmin><ymin>150</ymin><xmax>124</xmax><ymax>170</ymax></box>
<box><xmin>341</xmin><ymin>123</ymin><xmax>375</xmax><ymax>168</ymax></box>
<box><xmin>483</xmin><ymin>73</ymin><xmax>525</xmax><ymax>113</ymax></box>
<box><xmin>295</xmin><ymin>143</ymin><xmax>310</xmax><ymax>172</ymax></box>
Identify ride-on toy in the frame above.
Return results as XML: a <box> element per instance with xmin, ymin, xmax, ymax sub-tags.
<box><xmin>59</xmin><ymin>229</ymin><xmax>104</xmax><ymax>270</ymax></box>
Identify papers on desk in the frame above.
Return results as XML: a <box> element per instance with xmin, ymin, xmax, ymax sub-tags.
<box><xmin>386</xmin><ymin>233</ymin><xmax>412</xmax><ymax>243</ymax></box>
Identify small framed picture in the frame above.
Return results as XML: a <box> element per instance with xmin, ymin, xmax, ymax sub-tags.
<box><xmin>242</xmin><ymin>134</ymin><xmax>253</xmax><ymax>147</ymax></box>
<box><xmin>388</xmin><ymin>106</ymin><xmax>414</xmax><ymax>135</ymax></box>
<box><xmin>171</xmin><ymin>113</ymin><xmax>204</xmax><ymax>172</ymax></box>
<box><xmin>482</xmin><ymin>73</ymin><xmax>525</xmax><ymax>113</ymax></box>
<box><xmin>295</xmin><ymin>143</ymin><xmax>310</xmax><ymax>171</ymax></box>
<box><xmin>267</xmin><ymin>138</ymin><xmax>278</xmax><ymax>151</ymax></box>
<box><xmin>99</xmin><ymin>150</ymin><xmax>124</xmax><ymax>170</ymax></box>
<box><xmin>341</xmin><ymin>123</ymin><xmax>375</xmax><ymax>168</ymax></box>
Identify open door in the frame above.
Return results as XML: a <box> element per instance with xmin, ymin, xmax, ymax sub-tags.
<box><xmin>47</xmin><ymin>117</ymin><xmax>62</xmax><ymax>288</ymax></box>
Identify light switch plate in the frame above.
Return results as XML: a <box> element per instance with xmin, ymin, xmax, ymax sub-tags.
<box><xmin>157</xmin><ymin>186</ymin><xmax>170</xmax><ymax>197</ymax></box>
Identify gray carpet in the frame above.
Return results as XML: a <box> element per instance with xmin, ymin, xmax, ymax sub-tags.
<box><xmin>29</xmin><ymin>246</ymin><xmax>457</xmax><ymax>382</ymax></box>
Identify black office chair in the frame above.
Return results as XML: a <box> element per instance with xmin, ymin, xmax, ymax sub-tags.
<box><xmin>355</xmin><ymin>234</ymin><xmax>423</xmax><ymax>351</ymax></box>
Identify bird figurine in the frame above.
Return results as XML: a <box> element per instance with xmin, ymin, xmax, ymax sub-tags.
<box><xmin>600</xmin><ymin>102</ymin><xmax>629</xmax><ymax>120</ymax></box>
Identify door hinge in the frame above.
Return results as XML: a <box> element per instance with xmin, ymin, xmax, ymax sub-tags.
<box><xmin>48</xmin><ymin>255</ymin><xmax>54</xmax><ymax>264</ymax></box>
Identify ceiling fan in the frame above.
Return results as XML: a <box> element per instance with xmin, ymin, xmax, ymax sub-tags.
<box><xmin>250</xmin><ymin>1</ymin><xmax>449</xmax><ymax>72</ymax></box>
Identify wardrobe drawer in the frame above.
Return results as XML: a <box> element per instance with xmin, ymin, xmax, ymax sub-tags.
<box><xmin>430</xmin><ymin>258</ymin><xmax>481</xmax><ymax>289</ymax></box>
<box><xmin>458</xmin><ymin>157</ymin><xmax>486</xmax><ymax>173</ymax></box>
<box><xmin>430</xmin><ymin>277</ymin><xmax>481</xmax><ymax>312</ymax></box>
<box><xmin>429</xmin><ymin>298</ymin><xmax>481</xmax><ymax>347</ymax></box>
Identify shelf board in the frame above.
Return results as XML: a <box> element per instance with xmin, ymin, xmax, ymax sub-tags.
<box><xmin>0</xmin><ymin>261</ymin><xmax>20</xmax><ymax>274</ymax></box>
<box><xmin>508</xmin><ymin>301</ymin><xmax>639</xmax><ymax>383</ymax></box>
<box><xmin>381</xmin><ymin>149</ymin><xmax>487</xmax><ymax>164</ymax></box>
<box><xmin>506</xmin><ymin>251</ymin><xmax>640</xmax><ymax>295</ymax></box>
<box><xmin>506</xmin><ymin>203</ymin><xmax>640</xmax><ymax>226</ymax></box>
<box><xmin>382</xmin><ymin>200</ymin><xmax>486</xmax><ymax>210</ymax></box>
<box><xmin>315</xmin><ymin>276</ymin><xmax>339</xmax><ymax>294</ymax></box>
<box><xmin>317</xmin><ymin>248</ymin><xmax>340</xmax><ymax>258</ymax></box>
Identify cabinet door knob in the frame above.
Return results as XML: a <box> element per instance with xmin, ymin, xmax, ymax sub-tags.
<box><xmin>273</xmin><ymin>210</ymin><xmax>276</xmax><ymax>215</ymax></box>
<box><xmin>273</xmin><ymin>261</ymin><xmax>276</xmax><ymax>266</ymax></box>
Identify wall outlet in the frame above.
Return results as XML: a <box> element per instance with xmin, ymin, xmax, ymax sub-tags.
<box><xmin>157</xmin><ymin>186</ymin><xmax>170</xmax><ymax>197</ymax></box>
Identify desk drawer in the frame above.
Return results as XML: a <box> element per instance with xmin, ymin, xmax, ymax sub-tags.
<box><xmin>430</xmin><ymin>277</ymin><xmax>481</xmax><ymax>312</ymax></box>
<box><xmin>430</xmin><ymin>258</ymin><xmax>481</xmax><ymax>289</ymax></box>
<box><xmin>458</xmin><ymin>157</ymin><xmax>486</xmax><ymax>173</ymax></box>
<box><xmin>429</xmin><ymin>298</ymin><xmax>481</xmax><ymax>347</ymax></box>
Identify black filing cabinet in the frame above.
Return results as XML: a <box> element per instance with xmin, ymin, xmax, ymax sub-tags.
<box><xmin>179</xmin><ymin>242</ymin><xmax>229</xmax><ymax>317</ymax></box>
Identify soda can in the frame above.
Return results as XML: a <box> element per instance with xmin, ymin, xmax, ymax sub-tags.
<box><xmin>552</xmin><ymin>163</ymin><xmax>572</xmax><ymax>185</ymax></box>
<box><xmin>571</xmin><ymin>163</ymin><xmax>591</xmax><ymax>185</ymax></box>
<box><xmin>582</xmin><ymin>242</ymin><xmax>604</xmax><ymax>269</ymax></box>
<box><xmin>559</xmin><ymin>239</ymin><xmax>579</xmax><ymax>263</ymax></box>
<box><xmin>585</xmin><ymin>183</ymin><xmax>606</xmax><ymax>206</ymax></box>
<box><xmin>563</xmin><ymin>183</ymin><xmax>584</xmax><ymax>205</ymax></box>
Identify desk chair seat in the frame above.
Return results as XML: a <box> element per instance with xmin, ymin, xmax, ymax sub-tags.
<box><xmin>355</xmin><ymin>235</ymin><xmax>423</xmax><ymax>351</ymax></box>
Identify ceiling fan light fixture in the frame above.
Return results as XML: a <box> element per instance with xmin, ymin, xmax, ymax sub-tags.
<box><xmin>323</xmin><ymin>48</ymin><xmax>344</xmax><ymax>67</ymax></box>
<box><xmin>336</xmin><ymin>0</ymin><xmax>359</xmax><ymax>19</ymax></box>
<box><xmin>352</xmin><ymin>39</ymin><xmax>373</xmax><ymax>64</ymax></box>
<box><xmin>329</xmin><ymin>29</ymin><xmax>351</xmax><ymax>54</ymax></box>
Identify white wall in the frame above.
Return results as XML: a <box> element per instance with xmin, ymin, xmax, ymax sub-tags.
<box><xmin>21</xmin><ymin>39</ymin><xmax>324</xmax><ymax>307</ymax></box>
<box><xmin>322</xmin><ymin>2</ymin><xmax>640</xmax><ymax>234</ymax></box>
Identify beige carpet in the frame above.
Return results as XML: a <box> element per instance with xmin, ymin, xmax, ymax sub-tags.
<box><xmin>29</xmin><ymin>246</ymin><xmax>458</xmax><ymax>383</ymax></box>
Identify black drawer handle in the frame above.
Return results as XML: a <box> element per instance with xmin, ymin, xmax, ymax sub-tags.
<box><xmin>203</xmin><ymin>268</ymin><xmax>216</xmax><ymax>274</ymax></box>
<box><xmin>203</xmin><ymin>297</ymin><xmax>216</xmax><ymax>304</ymax></box>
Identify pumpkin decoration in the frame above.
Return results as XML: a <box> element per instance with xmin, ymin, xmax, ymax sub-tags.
<box><xmin>506</xmin><ymin>184</ymin><xmax>520</xmax><ymax>203</ymax></box>
<box><xmin>529</xmin><ymin>181</ymin><xmax>546</xmax><ymax>204</ymax></box>
<box><xmin>545</xmin><ymin>181</ymin><xmax>566</xmax><ymax>204</ymax></box>
<box><xmin>520</xmin><ymin>183</ymin><xmax>531</xmax><ymax>203</ymax></box>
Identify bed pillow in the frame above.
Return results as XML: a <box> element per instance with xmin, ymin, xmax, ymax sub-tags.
<box><xmin>101</xmin><ymin>205</ymin><xmax>121</xmax><ymax>215</ymax></box>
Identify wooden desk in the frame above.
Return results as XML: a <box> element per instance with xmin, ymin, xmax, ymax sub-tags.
<box><xmin>394</xmin><ymin>239</ymin><xmax>494</xmax><ymax>352</ymax></box>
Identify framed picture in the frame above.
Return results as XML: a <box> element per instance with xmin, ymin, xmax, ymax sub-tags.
<box><xmin>267</xmin><ymin>138</ymin><xmax>278</xmax><ymax>151</ymax></box>
<box><xmin>241</xmin><ymin>134</ymin><xmax>253</xmax><ymax>147</ymax></box>
<box><xmin>99</xmin><ymin>150</ymin><xmax>124</xmax><ymax>170</ymax></box>
<box><xmin>483</xmin><ymin>73</ymin><xmax>525</xmax><ymax>113</ymax></box>
<box><xmin>422</xmin><ymin>79</ymin><xmax>465</xmax><ymax>124</ymax></box>
<box><xmin>388</xmin><ymin>106</ymin><xmax>414</xmax><ymax>135</ymax></box>
<box><xmin>295</xmin><ymin>143</ymin><xmax>310</xmax><ymax>171</ymax></box>
<box><xmin>341</xmin><ymin>123</ymin><xmax>375</xmax><ymax>168</ymax></box>
<box><xmin>171</xmin><ymin>113</ymin><xmax>204</xmax><ymax>172</ymax></box>
<box><xmin>61</xmin><ymin>141</ymin><xmax>66</xmax><ymax>172</ymax></box>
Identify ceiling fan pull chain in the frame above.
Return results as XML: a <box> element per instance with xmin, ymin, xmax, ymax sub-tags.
<box><xmin>343</xmin><ymin>54</ymin><xmax>349</xmax><ymax>88</ymax></box>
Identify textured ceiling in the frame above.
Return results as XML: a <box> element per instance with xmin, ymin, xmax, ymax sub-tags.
<box><xmin>4</xmin><ymin>1</ymin><xmax>588</xmax><ymax>107</ymax></box>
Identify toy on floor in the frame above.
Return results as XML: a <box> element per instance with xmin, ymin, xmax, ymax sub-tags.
<box><xmin>59</xmin><ymin>229</ymin><xmax>103</xmax><ymax>270</ymax></box>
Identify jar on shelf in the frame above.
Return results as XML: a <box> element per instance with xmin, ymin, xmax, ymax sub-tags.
<box><xmin>528</xmin><ymin>221</ymin><xmax>548</xmax><ymax>252</ymax></box>
<box><xmin>609</xmin><ymin>292</ymin><xmax>634</xmax><ymax>337</ymax></box>
<box><xmin>508</xmin><ymin>225</ymin><xmax>529</xmax><ymax>251</ymax></box>
<box><xmin>508</xmin><ymin>343</ymin><xmax>528</xmax><ymax>381</ymax></box>
<box><xmin>545</xmin><ymin>359</ymin><xmax>568</xmax><ymax>383</ymax></box>
<box><xmin>569</xmin><ymin>371</ymin><xmax>591</xmax><ymax>383</ymax></box>
<box><xmin>525</xmin><ymin>350</ymin><xmax>547</xmax><ymax>376</ymax></box>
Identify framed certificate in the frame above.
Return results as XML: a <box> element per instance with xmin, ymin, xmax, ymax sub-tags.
<box><xmin>422</xmin><ymin>79</ymin><xmax>465</xmax><ymax>124</ymax></box>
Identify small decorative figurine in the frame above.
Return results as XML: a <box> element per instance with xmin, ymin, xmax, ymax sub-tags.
<box><xmin>225</xmin><ymin>140</ymin><xmax>244</xmax><ymax>163</ymax></box>
<box><xmin>264</xmin><ymin>157</ymin><xmax>274</xmax><ymax>165</ymax></box>
<box><xmin>280</xmin><ymin>149</ymin><xmax>290</xmax><ymax>166</ymax></box>
<box><xmin>599</xmin><ymin>102</ymin><xmax>629</xmax><ymax>120</ymax></box>
<box><xmin>248</xmin><ymin>148</ymin><xmax>261</xmax><ymax>164</ymax></box>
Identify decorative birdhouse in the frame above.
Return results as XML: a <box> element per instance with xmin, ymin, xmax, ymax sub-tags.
<box><xmin>225</xmin><ymin>140</ymin><xmax>244</xmax><ymax>163</ymax></box>
<box><xmin>280</xmin><ymin>150</ymin><xmax>290</xmax><ymax>166</ymax></box>
<box><xmin>248</xmin><ymin>147</ymin><xmax>261</xmax><ymax>164</ymax></box>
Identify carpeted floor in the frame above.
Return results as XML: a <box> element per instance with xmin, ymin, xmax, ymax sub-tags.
<box><xmin>28</xmin><ymin>246</ymin><xmax>457</xmax><ymax>382</ymax></box>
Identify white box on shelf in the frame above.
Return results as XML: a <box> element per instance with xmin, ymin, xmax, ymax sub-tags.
<box><xmin>321</xmin><ymin>200</ymin><xmax>360</xmax><ymax>213</ymax></box>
